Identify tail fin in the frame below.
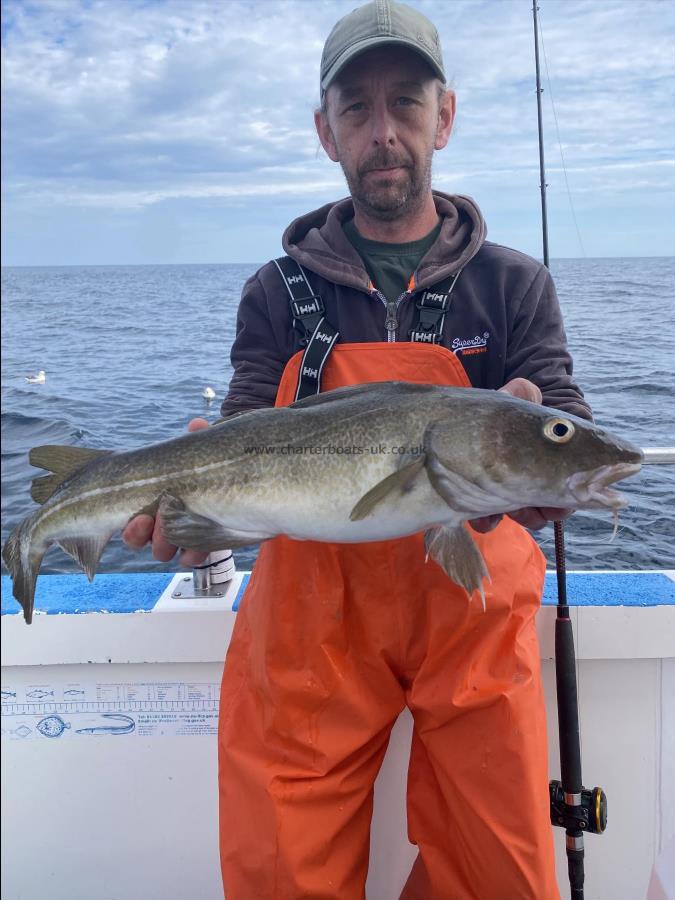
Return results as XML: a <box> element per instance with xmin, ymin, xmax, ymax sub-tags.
<box><xmin>2</xmin><ymin>518</ymin><xmax>46</xmax><ymax>624</ymax></box>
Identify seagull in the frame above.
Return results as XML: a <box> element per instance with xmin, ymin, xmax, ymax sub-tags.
<box><xmin>202</xmin><ymin>386</ymin><xmax>216</xmax><ymax>401</ymax></box>
<box><xmin>25</xmin><ymin>370</ymin><xmax>46</xmax><ymax>384</ymax></box>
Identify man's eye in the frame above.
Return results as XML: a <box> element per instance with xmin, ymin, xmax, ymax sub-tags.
<box><xmin>396</xmin><ymin>96</ymin><xmax>416</xmax><ymax>106</ymax></box>
<box><xmin>345</xmin><ymin>102</ymin><xmax>366</xmax><ymax>112</ymax></box>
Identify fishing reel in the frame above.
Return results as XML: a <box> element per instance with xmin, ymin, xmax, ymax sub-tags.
<box><xmin>549</xmin><ymin>780</ymin><xmax>607</xmax><ymax>835</ymax></box>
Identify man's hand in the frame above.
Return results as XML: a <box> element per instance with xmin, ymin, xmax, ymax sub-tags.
<box><xmin>121</xmin><ymin>417</ymin><xmax>210</xmax><ymax>566</ymax></box>
<box><xmin>498</xmin><ymin>376</ymin><xmax>542</xmax><ymax>405</ymax></box>
<box><xmin>469</xmin><ymin>378</ymin><xmax>571</xmax><ymax>533</ymax></box>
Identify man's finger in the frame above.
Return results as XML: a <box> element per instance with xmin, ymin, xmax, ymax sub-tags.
<box><xmin>122</xmin><ymin>514</ymin><xmax>155</xmax><ymax>549</ymax></box>
<box><xmin>508</xmin><ymin>507</ymin><xmax>573</xmax><ymax>531</ymax></box>
<box><xmin>540</xmin><ymin>507</ymin><xmax>573</xmax><ymax>523</ymax></box>
<box><xmin>499</xmin><ymin>378</ymin><xmax>542</xmax><ymax>404</ymax></box>
<box><xmin>151</xmin><ymin>517</ymin><xmax>180</xmax><ymax>562</ymax></box>
<box><xmin>188</xmin><ymin>417</ymin><xmax>209</xmax><ymax>432</ymax></box>
<box><xmin>179</xmin><ymin>549</ymin><xmax>210</xmax><ymax>567</ymax></box>
<box><xmin>469</xmin><ymin>514</ymin><xmax>503</xmax><ymax>534</ymax></box>
<box><xmin>509</xmin><ymin>507</ymin><xmax>549</xmax><ymax>530</ymax></box>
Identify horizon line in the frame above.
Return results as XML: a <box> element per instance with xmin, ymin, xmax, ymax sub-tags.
<box><xmin>3</xmin><ymin>254</ymin><xmax>674</xmax><ymax>269</ymax></box>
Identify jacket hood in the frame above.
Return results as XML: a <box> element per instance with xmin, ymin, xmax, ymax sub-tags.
<box><xmin>282</xmin><ymin>192</ymin><xmax>487</xmax><ymax>292</ymax></box>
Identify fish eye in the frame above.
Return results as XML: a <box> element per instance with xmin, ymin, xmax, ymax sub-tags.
<box><xmin>543</xmin><ymin>417</ymin><xmax>575</xmax><ymax>444</ymax></box>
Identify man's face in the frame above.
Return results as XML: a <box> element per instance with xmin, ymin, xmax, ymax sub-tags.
<box><xmin>315</xmin><ymin>46</ymin><xmax>455</xmax><ymax>222</ymax></box>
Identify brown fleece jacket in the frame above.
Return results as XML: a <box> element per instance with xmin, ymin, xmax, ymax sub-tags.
<box><xmin>221</xmin><ymin>192</ymin><xmax>591</xmax><ymax>421</ymax></box>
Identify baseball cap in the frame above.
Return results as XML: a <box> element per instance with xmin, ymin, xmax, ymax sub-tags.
<box><xmin>320</xmin><ymin>0</ymin><xmax>445</xmax><ymax>95</ymax></box>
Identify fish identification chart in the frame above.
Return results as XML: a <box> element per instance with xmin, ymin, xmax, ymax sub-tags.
<box><xmin>0</xmin><ymin>679</ymin><xmax>220</xmax><ymax>741</ymax></box>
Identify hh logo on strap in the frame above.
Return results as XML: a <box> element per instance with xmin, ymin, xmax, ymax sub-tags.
<box><xmin>303</xmin><ymin>366</ymin><xmax>319</xmax><ymax>379</ymax></box>
<box><xmin>287</xmin><ymin>274</ymin><xmax>304</xmax><ymax>285</ymax></box>
<box><xmin>315</xmin><ymin>331</ymin><xmax>333</xmax><ymax>344</ymax></box>
<box><xmin>295</xmin><ymin>300</ymin><xmax>321</xmax><ymax>316</ymax></box>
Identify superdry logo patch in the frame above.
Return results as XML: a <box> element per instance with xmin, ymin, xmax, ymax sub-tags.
<box><xmin>452</xmin><ymin>332</ymin><xmax>490</xmax><ymax>356</ymax></box>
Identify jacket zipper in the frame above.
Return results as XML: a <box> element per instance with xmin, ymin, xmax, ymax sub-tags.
<box><xmin>371</xmin><ymin>288</ymin><xmax>411</xmax><ymax>343</ymax></box>
<box><xmin>367</xmin><ymin>266</ymin><xmax>463</xmax><ymax>343</ymax></box>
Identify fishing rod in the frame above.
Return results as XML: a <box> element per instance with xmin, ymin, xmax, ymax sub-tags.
<box><xmin>530</xmin><ymin>4</ymin><xmax>675</xmax><ymax>894</ymax></box>
<box><xmin>532</xmin><ymin>4</ymin><xmax>602</xmax><ymax>898</ymax></box>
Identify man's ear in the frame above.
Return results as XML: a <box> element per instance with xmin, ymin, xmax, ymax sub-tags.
<box><xmin>314</xmin><ymin>104</ymin><xmax>340</xmax><ymax>163</ymax></box>
<box><xmin>435</xmin><ymin>88</ymin><xmax>456</xmax><ymax>151</ymax></box>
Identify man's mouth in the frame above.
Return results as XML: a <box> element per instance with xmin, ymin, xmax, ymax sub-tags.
<box><xmin>363</xmin><ymin>164</ymin><xmax>408</xmax><ymax>176</ymax></box>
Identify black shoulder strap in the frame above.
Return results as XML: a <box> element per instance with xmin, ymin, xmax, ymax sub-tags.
<box><xmin>274</xmin><ymin>257</ymin><xmax>340</xmax><ymax>401</ymax></box>
<box><xmin>408</xmin><ymin>272</ymin><xmax>460</xmax><ymax>344</ymax></box>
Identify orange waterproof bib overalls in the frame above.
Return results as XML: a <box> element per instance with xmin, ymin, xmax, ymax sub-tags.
<box><xmin>219</xmin><ymin>341</ymin><xmax>560</xmax><ymax>900</ymax></box>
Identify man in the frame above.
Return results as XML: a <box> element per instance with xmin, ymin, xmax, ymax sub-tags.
<box><xmin>124</xmin><ymin>2</ymin><xmax>590</xmax><ymax>896</ymax></box>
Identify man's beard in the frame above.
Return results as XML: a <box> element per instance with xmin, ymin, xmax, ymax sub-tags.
<box><xmin>340</xmin><ymin>147</ymin><xmax>433</xmax><ymax>222</ymax></box>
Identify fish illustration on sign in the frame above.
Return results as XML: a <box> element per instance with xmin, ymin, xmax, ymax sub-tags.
<box><xmin>37</xmin><ymin>715</ymin><xmax>71</xmax><ymax>738</ymax></box>
<box><xmin>9</xmin><ymin>725</ymin><xmax>33</xmax><ymax>739</ymax></box>
<box><xmin>26</xmin><ymin>689</ymin><xmax>54</xmax><ymax>700</ymax></box>
<box><xmin>76</xmin><ymin>714</ymin><xmax>135</xmax><ymax>735</ymax></box>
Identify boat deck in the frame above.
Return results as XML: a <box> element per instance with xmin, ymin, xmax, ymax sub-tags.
<box><xmin>2</xmin><ymin>569</ymin><xmax>674</xmax><ymax>900</ymax></box>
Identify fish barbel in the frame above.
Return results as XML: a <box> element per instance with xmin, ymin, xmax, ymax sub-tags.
<box><xmin>2</xmin><ymin>381</ymin><xmax>642</xmax><ymax>623</ymax></box>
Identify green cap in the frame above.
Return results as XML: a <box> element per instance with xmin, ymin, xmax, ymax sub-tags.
<box><xmin>320</xmin><ymin>0</ymin><xmax>445</xmax><ymax>95</ymax></box>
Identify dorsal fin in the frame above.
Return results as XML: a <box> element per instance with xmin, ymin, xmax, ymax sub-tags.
<box><xmin>31</xmin><ymin>474</ymin><xmax>63</xmax><ymax>505</ymax></box>
<box><xmin>288</xmin><ymin>381</ymin><xmax>436</xmax><ymax>410</ymax></box>
<box><xmin>29</xmin><ymin>445</ymin><xmax>112</xmax><ymax>505</ymax></box>
<box><xmin>29</xmin><ymin>444</ymin><xmax>112</xmax><ymax>475</ymax></box>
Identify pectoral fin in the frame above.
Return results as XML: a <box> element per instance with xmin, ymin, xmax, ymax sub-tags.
<box><xmin>424</xmin><ymin>525</ymin><xmax>490</xmax><ymax>610</ymax></box>
<box><xmin>58</xmin><ymin>533</ymin><xmax>113</xmax><ymax>581</ymax></box>
<box><xmin>425</xmin><ymin>453</ymin><xmax>500</xmax><ymax>516</ymax></box>
<box><xmin>350</xmin><ymin>454</ymin><xmax>426</xmax><ymax>521</ymax></box>
<box><xmin>159</xmin><ymin>494</ymin><xmax>270</xmax><ymax>550</ymax></box>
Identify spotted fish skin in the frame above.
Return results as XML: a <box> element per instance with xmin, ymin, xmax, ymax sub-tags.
<box><xmin>2</xmin><ymin>381</ymin><xmax>642</xmax><ymax>624</ymax></box>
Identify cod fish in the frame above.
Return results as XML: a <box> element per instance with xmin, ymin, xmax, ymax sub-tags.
<box><xmin>3</xmin><ymin>381</ymin><xmax>642</xmax><ymax>623</ymax></box>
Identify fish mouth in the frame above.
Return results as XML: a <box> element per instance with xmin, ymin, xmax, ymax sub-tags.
<box><xmin>566</xmin><ymin>461</ymin><xmax>642</xmax><ymax>509</ymax></box>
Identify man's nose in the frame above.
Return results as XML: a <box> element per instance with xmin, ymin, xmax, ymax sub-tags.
<box><xmin>370</xmin><ymin>101</ymin><xmax>396</xmax><ymax>145</ymax></box>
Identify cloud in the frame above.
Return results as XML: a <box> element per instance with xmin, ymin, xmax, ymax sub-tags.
<box><xmin>2</xmin><ymin>0</ymin><xmax>674</xmax><ymax>262</ymax></box>
<box><xmin>14</xmin><ymin>172</ymin><xmax>346</xmax><ymax>210</ymax></box>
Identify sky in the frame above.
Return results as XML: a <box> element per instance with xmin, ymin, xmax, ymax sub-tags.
<box><xmin>2</xmin><ymin>0</ymin><xmax>674</xmax><ymax>266</ymax></box>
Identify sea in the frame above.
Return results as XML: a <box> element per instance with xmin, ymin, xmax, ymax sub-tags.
<box><xmin>1</xmin><ymin>258</ymin><xmax>674</xmax><ymax>591</ymax></box>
